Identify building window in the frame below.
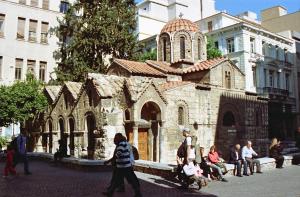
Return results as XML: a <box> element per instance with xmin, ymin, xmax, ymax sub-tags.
<box><xmin>276</xmin><ymin>46</ymin><xmax>279</xmax><ymax>59</ymax></box>
<box><xmin>60</xmin><ymin>1</ymin><xmax>69</xmax><ymax>13</ymax></box>
<box><xmin>208</xmin><ymin>21</ymin><xmax>212</xmax><ymax>32</ymax></box>
<box><xmin>29</xmin><ymin>19</ymin><xmax>37</xmax><ymax>42</ymax></box>
<box><xmin>225</xmin><ymin>71</ymin><xmax>231</xmax><ymax>89</ymax></box>
<box><xmin>277</xmin><ymin>72</ymin><xmax>280</xmax><ymax>88</ymax></box>
<box><xmin>262</xmin><ymin>41</ymin><xmax>266</xmax><ymax>55</ymax></box>
<box><xmin>214</xmin><ymin>41</ymin><xmax>219</xmax><ymax>49</ymax></box>
<box><xmin>0</xmin><ymin>56</ymin><xmax>2</xmax><ymax>79</ymax></box>
<box><xmin>19</xmin><ymin>0</ymin><xmax>26</xmax><ymax>4</ymax></box>
<box><xmin>39</xmin><ymin>61</ymin><xmax>46</xmax><ymax>81</ymax></box>
<box><xmin>163</xmin><ymin>38</ymin><xmax>167</xmax><ymax>61</ymax></box>
<box><xmin>223</xmin><ymin>111</ymin><xmax>235</xmax><ymax>127</ymax></box>
<box><xmin>250</xmin><ymin>37</ymin><xmax>255</xmax><ymax>53</ymax></box>
<box><xmin>180</xmin><ymin>36</ymin><xmax>185</xmax><ymax>59</ymax></box>
<box><xmin>0</xmin><ymin>14</ymin><xmax>5</xmax><ymax>37</ymax></box>
<box><xmin>198</xmin><ymin>38</ymin><xmax>201</xmax><ymax>59</ymax></box>
<box><xmin>286</xmin><ymin>73</ymin><xmax>290</xmax><ymax>91</ymax></box>
<box><xmin>252</xmin><ymin>66</ymin><xmax>256</xmax><ymax>87</ymax></box>
<box><xmin>284</xmin><ymin>49</ymin><xmax>288</xmax><ymax>62</ymax></box>
<box><xmin>269</xmin><ymin>71</ymin><xmax>274</xmax><ymax>87</ymax></box>
<box><xmin>30</xmin><ymin>0</ymin><xmax>38</xmax><ymax>7</ymax></box>
<box><xmin>226</xmin><ymin>37</ymin><xmax>235</xmax><ymax>53</ymax></box>
<box><xmin>264</xmin><ymin>69</ymin><xmax>267</xmax><ymax>87</ymax></box>
<box><xmin>41</xmin><ymin>22</ymin><xmax>48</xmax><ymax>43</ymax></box>
<box><xmin>178</xmin><ymin>106</ymin><xmax>184</xmax><ymax>125</ymax></box>
<box><xmin>42</xmin><ymin>0</ymin><xmax>49</xmax><ymax>9</ymax></box>
<box><xmin>15</xmin><ymin>58</ymin><xmax>23</xmax><ymax>80</ymax></box>
<box><xmin>17</xmin><ymin>17</ymin><xmax>25</xmax><ymax>40</ymax></box>
<box><xmin>27</xmin><ymin>60</ymin><xmax>36</xmax><ymax>76</ymax></box>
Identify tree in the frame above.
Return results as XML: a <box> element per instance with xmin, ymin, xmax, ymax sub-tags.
<box><xmin>52</xmin><ymin>0</ymin><xmax>138</xmax><ymax>83</ymax></box>
<box><xmin>0</xmin><ymin>74</ymin><xmax>47</xmax><ymax>127</ymax></box>
<box><xmin>133</xmin><ymin>49</ymin><xmax>157</xmax><ymax>62</ymax></box>
<box><xmin>206</xmin><ymin>38</ymin><xmax>222</xmax><ymax>60</ymax></box>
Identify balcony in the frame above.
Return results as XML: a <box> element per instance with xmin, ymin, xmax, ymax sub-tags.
<box><xmin>263</xmin><ymin>87</ymin><xmax>289</xmax><ymax>99</ymax></box>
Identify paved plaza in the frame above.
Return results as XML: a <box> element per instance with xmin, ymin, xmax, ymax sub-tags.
<box><xmin>0</xmin><ymin>161</ymin><xmax>299</xmax><ymax>197</ymax></box>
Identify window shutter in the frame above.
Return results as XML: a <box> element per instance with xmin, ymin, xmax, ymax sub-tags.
<box><xmin>29</xmin><ymin>20</ymin><xmax>37</xmax><ymax>32</ymax></box>
<box><xmin>42</xmin><ymin>0</ymin><xmax>49</xmax><ymax>9</ymax></box>
<box><xmin>17</xmin><ymin>18</ymin><xmax>25</xmax><ymax>39</ymax></box>
<box><xmin>31</xmin><ymin>0</ymin><xmax>38</xmax><ymax>7</ymax></box>
<box><xmin>41</xmin><ymin>22</ymin><xmax>48</xmax><ymax>33</ymax></box>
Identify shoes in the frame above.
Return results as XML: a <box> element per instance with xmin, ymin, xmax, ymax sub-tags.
<box><xmin>243</xmin><ymin>173</ymin><xmax>249</xmax><ymax>176</ymax></box>
<box><xmin>256</xmin><ymin>171</ymin><xmax>263</xmax><ymax>174</ymax></box>
<box><xmin>237</xmin><ymin>174</ymin><xmax>243</xmax><ymax>177</ymax></box>
<box><xmin>25</xmin><ymin>172</ymin><xmax>32</xmax><ymax>175</ymax></box>
<box><xmin>222</xmin><ymin>171</ymin><xmax>228</xmax><ymax>175</ymax></box>
<box><xmin>250</xmin><ymin>172</ymin><xmax>254</xmax><ymax>175</ymax></box>
<box><xmin>221</xmin><ymin>178</ymin><xmax>228</xmax><ymax>182</ymax></box>
<box><xmin>276</xmin><ymin>167</ymin><xmax>284</xmax><ymax>169</ymax></box>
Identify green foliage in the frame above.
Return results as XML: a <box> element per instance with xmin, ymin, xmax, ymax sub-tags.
<box><xmin>0</xmin><ymin>136</ymin><xmax>9</xmax><ymax>149</ymax></box>
<box><xmin>52</xmin><ymin>0</ymin><xmax>138</xmax><ymax>83</ymax></box>
<box><xmin>0</xmin><ymin>74</ymin><xmax>47</xmax><ymax>127</ymax></box>
<box><xmin>133</xmin><ymin>49</ymin><xmax>157</xmax><ymax>62</ymax></box>
<box><xmin>207</xmin><ymin>38</ymin><xmax>222</xmax><ymax>60</ymax></box>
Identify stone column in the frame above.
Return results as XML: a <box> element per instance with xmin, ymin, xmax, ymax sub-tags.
<box><xmin>66</xmin><ymin>134</ymin><xmax>70</xmax><ymax>155</ymax></box>
<box><xmin>35</xmin><ymin>134</ymin><xmax>43</xmax><ymax>152</ymax></box>
<box><xmin>148</xmin><ymin>127</ymin><xmax>153</xmax><ymax>161</ymax></box>
<box><xmin>159</xmin><ymin>121</ymin><xmax>166</xmax><ymax>163</ymax></box>
<box><xmin>133</xmin><ymin>126</ymin><xmax>139</xmax><ymax>150</ymax></box>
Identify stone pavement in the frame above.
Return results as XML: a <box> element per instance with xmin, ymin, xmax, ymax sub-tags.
<box><xmin>0</xmin><ymin>161</ymin><xmax>299</xmax><ymax>197</ymax></box>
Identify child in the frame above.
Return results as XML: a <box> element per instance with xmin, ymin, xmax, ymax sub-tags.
<box><xmin>3</xmin><ymin>145</ymin><xmax>17</xmax><ymax>178</ymax></box>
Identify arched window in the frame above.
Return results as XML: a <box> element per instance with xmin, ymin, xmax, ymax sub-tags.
<box><xmin>125</xmin><ymin>109</ymin><xmax>130</xmax><ymax>120</ymax></box>
<box><xmin>225</xmin><ymin>71</ymin><xmax>231</xmax><ymax>89</ymax></box>
<box><xmin>87</xmin><ymin>89</ymin><xmax>93</xmax><ymax>107</ymax></box>
<box><xmin>64</xmin><ymin>94</ymin><xmax>68</xmax><ymax>109</ymax></box>
<box><xmin>198</xmin><ymin>38</ymin><xmax>201</xmax><ymax>60</ymax></box>
<box><xmin>163</xmin><ymin>38</ymin><xmax>167</xmax><ymax>61</ymax></box>
<box><xmin>178</xmin><ymin>106</ymin><xmax>184</xmax><ymax>125</ymax></box>
<box><xmin>223</xmin><ymin>111</ymin><xmax>235</xmax><ymax>126</ymax></box>
<box><xmin>180</xmin><ymin>36</ymin><xmax>185</xmax><ymax>59</ymax></box>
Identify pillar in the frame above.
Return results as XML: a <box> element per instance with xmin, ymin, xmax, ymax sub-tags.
<box><xmin>159</xmin><ymin>121</ymin><xmax>166</xmax><ymax>163</ymax></box>
<box><xmin>133</xmin><ymin>126</ymin><xmax>139</xmax><ymax>150</ymax></box>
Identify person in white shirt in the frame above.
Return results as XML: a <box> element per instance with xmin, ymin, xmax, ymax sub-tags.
<box><xmin>241</xmin><ymin>141</ymin><xmax>262</xmax><ymax>175</ymax></box>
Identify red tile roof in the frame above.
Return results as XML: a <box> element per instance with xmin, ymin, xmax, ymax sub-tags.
<box><xmin>113</xmin><ymin>59</ymin><xmax>166</xmax><ymax>77</ymax></box>
<box><xmin>183</xmin><ymin>57</ymin><xmax>227</xmax><ymax>73</ymax></box>
<box><xmin>161</xmin><ymin>18</ymin><xmax>198</xmax><ymax>33</ymax></box>
<box><xmin>146</xmin><ymin>60</ymin><xmax>183</xmax><ymax>75</ymax></box>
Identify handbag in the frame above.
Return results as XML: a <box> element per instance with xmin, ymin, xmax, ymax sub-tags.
<box><xmin>183</xmin><ymin>162</ymin><xmax>196</xmax><ymax>176</ymax></box>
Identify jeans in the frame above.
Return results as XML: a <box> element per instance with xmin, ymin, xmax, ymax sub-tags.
<box><xmin>230</xmin><ymin>160</ymin><xmax>242</xmax><ymax>176</ymax></box>
<box><xmin>107</xmin><ymin>166</ymin><xmax>125</xmax><ymax>191</ymax></box>
<box><xmin>108</xmin><ymin>167</ymin><xmax>141</xmax><ymax>197</ymax></box>
<box><xmin>210</xmin><ymin>164</ymin><xmax>223</xmax><ymax>179</ymax></box>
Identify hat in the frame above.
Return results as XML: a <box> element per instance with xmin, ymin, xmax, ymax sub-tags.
<box><xmin>182</xmin><ymin>128</ymin><xmax>190</xmax><ymax>133</ymax></box>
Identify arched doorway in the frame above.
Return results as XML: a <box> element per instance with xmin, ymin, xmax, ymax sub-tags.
<box><xmin>58</xmin><ymin>118</ymin><xmax>67</xmax><ymax>156</ymax></box>
<box><xmin>138</xmin><ymin>101</ymin><xmax>161</xmax><ymax>161</ymax></box>
<box><xmin>69</xmin><ymin>118</ymin><xmax>75</xmax><ymax>156</ymax></box>
<box><xmin>47</xmin><ymin>119</ymin><xmax>53</xmax><ymax>153</ymax></box>
<box><xmin>86</xmin><ymin>113</ymin><xmax>96</xmax><ymax>159</ymax></box>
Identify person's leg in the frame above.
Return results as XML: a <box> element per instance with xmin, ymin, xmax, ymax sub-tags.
<box><xmin>276</xmin><ymin>156</ymin><xmax>284</xmax><ymax>168</ymax></box>
<box><xmin>23</xmin><ymin>154</ymin><xmax>30</xmax><ymax>174</ymax></box>
<box><xmin>253</xmin><ymin>159</ymin><xmax>261</xmax><ymax>173</ymax></box>
<box><xmin>210</xmin><ymin>164</ymin><xmax>223</xmax><ymax>179</ymax></box>
<box><xmin>4</xmin><ymin>164</ymin><xmax>9</xmax><ymax>177</ymax></box>
<box><xmin>105</xmin><ymin>168</ymin><xmax>125</xmax><ymax>196</ymax></box>
<box><xmin>246</xmin><ymin>158</ymin><xmax>254</xmax><ymax>174</ymax></box>
<box><xmin>123</xmin><ymin>167</ymin><xmax>142</xmax><ymax>197</ymax></box>
<box><xmin>236</xmin><ymin>161</ymin><xmax>242</xmax><ymax>176</ymax></box>
<box><xmin>243</xmin><ymin>160</ymin><xmax>248</xmax><ymax>175</ymax></box>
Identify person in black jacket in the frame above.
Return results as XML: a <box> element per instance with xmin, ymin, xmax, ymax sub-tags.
<box><xmin>269</xmin><ymin>138</ymin><xmax>284</xmax><ymax>168</ymax></box>
<box><xmin>229</xmin><ymin>144</ymin><xmax>243</xmax><ymax>177</ymax></box>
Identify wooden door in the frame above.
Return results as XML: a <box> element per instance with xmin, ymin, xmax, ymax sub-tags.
<box><xmin>128</xmin><ymin>128</ymin><xmax>148</xmax><ymax>160</ymax></box>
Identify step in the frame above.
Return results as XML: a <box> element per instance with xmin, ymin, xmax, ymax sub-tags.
<box><xmin>282</xmin><ymin>147</ymin><xmax>300</xmax><ymax>154</ymax></box>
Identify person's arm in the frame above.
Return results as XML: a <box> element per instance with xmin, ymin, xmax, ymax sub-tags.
<box><xmin>185</xmin><ymin>137</ymin><xmax>192</xmax><ymax>163</ymax></box>
<box><xmin>252</xmin><ymin>148</ymin><xmax>258</xmax><ymax>156</ymax></box>
<box><xmin>241</xmin><ymin>147</ymin><xmax>246</xmax><ymax>160</ymax></box>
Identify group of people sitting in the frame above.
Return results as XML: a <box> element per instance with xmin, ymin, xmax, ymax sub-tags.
<box><xmin>176</xmin><ymin>128</ymin><xmax>285</xmax><ymax>189</ymax></box>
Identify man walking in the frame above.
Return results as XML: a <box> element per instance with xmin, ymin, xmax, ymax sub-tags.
<box><xmin>103</xmin><ymin>133</ymin><xmax>142</xmax><ymax>197</ymax></box>
<box><xmin>14</xmin><ymin>130</ymin><xmax>31</xmax><ymax>175</ymax></box>
<box><xmin>242</xmin><ymin>141</ymin><xmax>262</xmax><ymax>175</ymax></box>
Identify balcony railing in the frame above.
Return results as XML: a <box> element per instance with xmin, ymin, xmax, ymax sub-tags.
<box><xmin>263</xmin><ymin>87</ymin><xmax>289</xmax><ymax>97</ymax></box>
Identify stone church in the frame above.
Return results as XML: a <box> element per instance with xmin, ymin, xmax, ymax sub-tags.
<box><xmin>36</xmin><ymin>18</ymin><xmax>269</xmax><ymax>163</ymax></box>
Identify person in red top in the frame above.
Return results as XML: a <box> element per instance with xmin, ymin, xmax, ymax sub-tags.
<box><xmin>208</xmin><ymin>145</ymin><xmax>228</xmax><ymax>182</ymax></box>
<box><xmin>3</xmin><ymin>145</ymin><xmax>17</xmax><ymax>178</ymax></box>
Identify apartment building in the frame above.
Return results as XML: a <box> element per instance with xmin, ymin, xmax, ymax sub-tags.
<box><xmin>0</xmin><ymin>0</ymin><xmax>74</xmax><ymax>137</ymax></box>
<box><xmin>197</xmin><ymin>11</ymin><xmax>298</xmax><ymax>140</ymax></box>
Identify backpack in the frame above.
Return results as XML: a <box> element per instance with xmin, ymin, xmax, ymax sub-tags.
<box><xmin>177</xmin><ymin>135</ymin><xmax>198</xmax><ymax>158</ymax></box>
<box><xmin>131</xmin><ymin>145</ymin><xmax>139</xmax><ymax>160</ymax></box>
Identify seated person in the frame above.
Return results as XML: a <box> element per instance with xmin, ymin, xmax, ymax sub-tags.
<box><xmin>229</xmin><ymin>144</ymin><xmax>243</xmax><ymax>177</ymax></box>
<box><xmin>208</xmin><ymin>145</ymin><xmax>228</xmax><ymax>182</ymax></box>
<box><xmin>242</xmin><ymin>141</ymin><xmax>263</xmax><ymax>175</ymax></box>
<box><xmin>54</xmin><ymin>139</ymin><xmax>67</xmax><ymax>162</ymax></box>
<box><xmin>269</xmin><ymin>138</ymin><xmax>284</xmax><ymax>169</ymax></box>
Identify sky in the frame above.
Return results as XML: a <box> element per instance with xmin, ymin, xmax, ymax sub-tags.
<box><xmin>135</xmin><ymin>0</ymin><xmax>300</xmax><ymax>19</ymax></box>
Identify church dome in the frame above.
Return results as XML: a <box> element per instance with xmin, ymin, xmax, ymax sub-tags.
<box><xmin>161</xmin><ymin>18</ymin><xmax>198</xmax><ymax>33</ymax></box>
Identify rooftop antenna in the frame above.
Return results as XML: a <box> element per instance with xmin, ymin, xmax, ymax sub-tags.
<box><xmin>179</xmin><ymin>12</ymin><xmax>183</xmax><ymax>19</ymax></box>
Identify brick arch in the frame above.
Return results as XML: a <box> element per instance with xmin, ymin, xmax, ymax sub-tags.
<box><xmin>173</xmin><ymin>30</ymin><xmax>193</xmax><ymax>62</ymax></box>
<box><xmin>176</xmin><ymin>100</ymin><xmax>189</xmax><ymax>126</ymax></box>
<box><xmin>193</xmin><ymin>32</ymin><xmax>207</xmax><ymax>61</ymax></box>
